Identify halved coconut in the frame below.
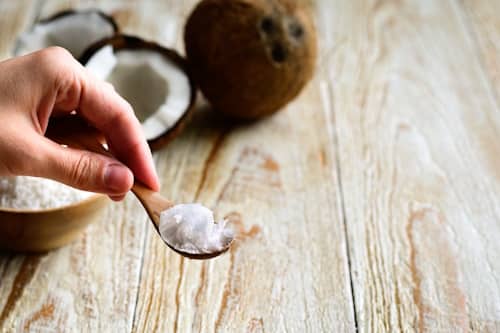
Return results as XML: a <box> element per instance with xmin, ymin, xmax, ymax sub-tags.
<box><xmin>80</xmin><ymin>35</ymin><xmax>196</xmax><ymax>150</ymax></box>
<box><xmin>14</xmin><ymin>9</ymin><xmax>118</xmax><ymax>59</ymax></box>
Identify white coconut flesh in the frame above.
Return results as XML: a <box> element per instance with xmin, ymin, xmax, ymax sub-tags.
<box><xmin>15</xmin><ymin>11</ymin><xmax>115</xmax><ymax>58</ymax></box>
<box><xmin>85</xmin><ymin>46</ymin><xmax>191</xmax><ymax>141</ymax></box>
<box><xmin>159</xmin><ymin>203</ymin><xmax>234</xmax><ymax>254</ymax></box>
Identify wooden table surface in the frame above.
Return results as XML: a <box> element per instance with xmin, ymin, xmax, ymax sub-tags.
<box><xmin>1</xmin><ymin>0</ymin><xmax>499</xmax><ymax>332</ymax></box>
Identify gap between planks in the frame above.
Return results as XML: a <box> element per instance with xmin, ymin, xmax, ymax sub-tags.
<box><xmin>320</xmin><ymin>79</ymin><xmax>359</xmax><ymax>331</ymax></box>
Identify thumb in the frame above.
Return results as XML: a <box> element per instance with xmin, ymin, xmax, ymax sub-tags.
<box><xmin>35</xmin><ymin>137</ymin><xmax>134</xmax><ymax>199</ymax></box>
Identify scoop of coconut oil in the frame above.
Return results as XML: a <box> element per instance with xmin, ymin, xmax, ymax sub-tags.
<box><xmin>158</xmin><ymin>203</ymin><xmax>234</xmax><ymax>254</ymax></box>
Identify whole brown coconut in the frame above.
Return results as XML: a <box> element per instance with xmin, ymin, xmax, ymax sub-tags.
<box><xmin>184</xmin><ymin>0</ymin><xmax>317</xmax><ymax>119</ymax></box>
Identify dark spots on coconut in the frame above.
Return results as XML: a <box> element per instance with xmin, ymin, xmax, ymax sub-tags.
<box><xmin>260</xmin><ymin>17</ymin><xmax>276</xmax><ymax>34</ymax></box>
<box><xmin>289</xmin><ymin>22</ymin><xmax>304</xmax><ymax>39</ymax></box>
<box><xmin>271</xmin><ymin>42</ymin><xmax>287</xmax><ymax>63</ymax></box>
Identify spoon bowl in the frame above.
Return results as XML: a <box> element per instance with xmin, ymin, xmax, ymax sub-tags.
<box><xmin>131</xmin><ymin>183</ymin><xmax>232</xmax><ymax>259</ymax></box>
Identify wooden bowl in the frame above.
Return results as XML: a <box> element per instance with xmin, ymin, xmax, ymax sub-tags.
<box><xmin>0</xmin><ymin>194</ymin><xmax>109</xmax><ymax>252</ymax></box>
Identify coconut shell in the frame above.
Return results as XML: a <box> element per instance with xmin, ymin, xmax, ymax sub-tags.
<box><xmin>184</xmin><ymin>0</ymin><xmax>317</xmax><ymax>119</ymax></box>
<box><xmin>80</xmin><ymin>35</ymin><xmax>197</xmax><ymax>151</ymax></box>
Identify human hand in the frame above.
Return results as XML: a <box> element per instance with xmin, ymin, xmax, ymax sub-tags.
<box><xmin>0</xmin><ymin>47</ymin><xmax>160</xmax><ymax>201</ymax></box>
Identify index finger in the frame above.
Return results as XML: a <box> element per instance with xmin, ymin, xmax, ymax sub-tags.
<box><xmin>62</xmin><ymin>66</ymin><xmax>160</xmax><ymax>191</ymax></box>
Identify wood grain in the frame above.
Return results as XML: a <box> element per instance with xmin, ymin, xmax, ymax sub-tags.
<box><xmin>132</xmin><ymin>97</ymin><xmax>356</xmax><ymax>332</ymax></box>
<box><xmin>130</xmin><ymin>2</ymin><xmax>355</xmax><ymax>332</ymax></box>
<box><xmin>1</xmin><ymin>0</ymin><xmax>500</xmax><ymax>332</ymax></box>
<box><xmin>460</xmin><ymin>0</ymin><xmax>500</xmax><ymax>101</ymax></box>
<box><xmin>316</xmin><ymin>0</ymin><xmax>500</xmax><ymax>331</ymax></box>
<box><xmin>0</xmin><ymin>1</ymin><xmax>150</xmax><ymax>332</ymax></box>
<box><xmin>0</xmin><ymin>0</ymin><xmax>356</xmax><ymax>331</ymax></box>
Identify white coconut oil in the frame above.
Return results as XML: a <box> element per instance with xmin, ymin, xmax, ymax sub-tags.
<box><xmin>159</xmin><ymin>203</ymin><xmax>234</xmax><ymax>254</ymax></box>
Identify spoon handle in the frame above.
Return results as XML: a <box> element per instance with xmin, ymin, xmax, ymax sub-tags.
<box><xmin>131</xmin><ymin>183</ymin><xmax>173</xmax><ymax>227</ymax></box>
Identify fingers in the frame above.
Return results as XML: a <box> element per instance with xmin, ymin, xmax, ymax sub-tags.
<box><xmin>109</xmin><ymin>194</ymin><xmax>127</xmax><ymax>201</ymax></box>
<box><xmin>33</xmin><ymin>136</ymin><xmax>134</xmax><ymax>196</ymax></box>
<box><xmin>35</xmin><ymin>47</ymin><xmax>160</xmax><ymax>191</ymax></box>
<box><xmin>75</xmin><ymin>78</ymin><xmax>160</xmax><ymax>191</ymax></box>
<box><xmin>1</xmin><ymin>47</ymin><xmax>160</xmax><ymax>194</ymax></box>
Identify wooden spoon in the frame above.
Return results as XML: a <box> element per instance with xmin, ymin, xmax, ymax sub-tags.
<box><xmin>46</xmin><ymin>116</ymin><xmax>232</xmax><ymax>259</ymax></box>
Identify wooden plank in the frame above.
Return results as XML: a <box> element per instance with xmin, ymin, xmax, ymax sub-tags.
<box><xmin>0</xmin><ymin>203</ymin><xmax>147</xmax><ymax>332</ymax></box>
<box><xmin>460</xmin><ymin>0</ymin><xmax>500</xmax><ymax>104</ymax></box>
<box><xmin>2</xmin><ymin>0</ymin><xmax>356</xmax><ymax>331</ymax></box>
<box><xmin>0</xmin><ymin>1</ymin><xmax>162</xmax><ymax>331</ymax></box>
<box><xmin>0</xmin><ymin>0</ymin><xmax>40</xmax><ymax>60</ymax></box>
<box><xmin>318</xmin><ymin>0</ymin><xmax>500</xmax><ymax>331</ymax></box>
<box><xmin>132</xmin><ymin>99</ymin><xmax>356</xmax><ymax>333</ymax></box>
<box><xmin>131</xmin><ymin>1</ymin><xmax>356</xmax><ymax>332</ymax></box>
<box><xmin>0</xmin><ymin>1</ymin><xmax>42</xmax><ymax>330</ymax></box>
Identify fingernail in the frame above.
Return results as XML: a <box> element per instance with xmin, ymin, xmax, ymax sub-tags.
<box><xmin>109</xmin><ymin>194</ymin><xmax>126</xmax><ymax>202</ymax></box>
<box><xmin>104</xmin><ymin>164</ymin><xmax>130</xmax><ymax>192</ymax></box>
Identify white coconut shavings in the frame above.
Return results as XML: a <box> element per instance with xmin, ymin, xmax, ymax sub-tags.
<box><xmin>159</xmin><ymin>203</ymin><xmax>234</xmax><ymax>254</ymax></box>
<box><xmin>0</xmin><ymin>176</ymin><xmax>93</xmax><ymax>210</ymax></box>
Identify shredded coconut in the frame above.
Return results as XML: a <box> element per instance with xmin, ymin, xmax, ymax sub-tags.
<box><xmin>159</xmin><ymin>203</ymin><xmax>234</xmax><ymax>254</ymax></box>
<box><xmin>0</xmin><ymin>176</ymin><xmax>93</xmax><ymax>210</ymax></box>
